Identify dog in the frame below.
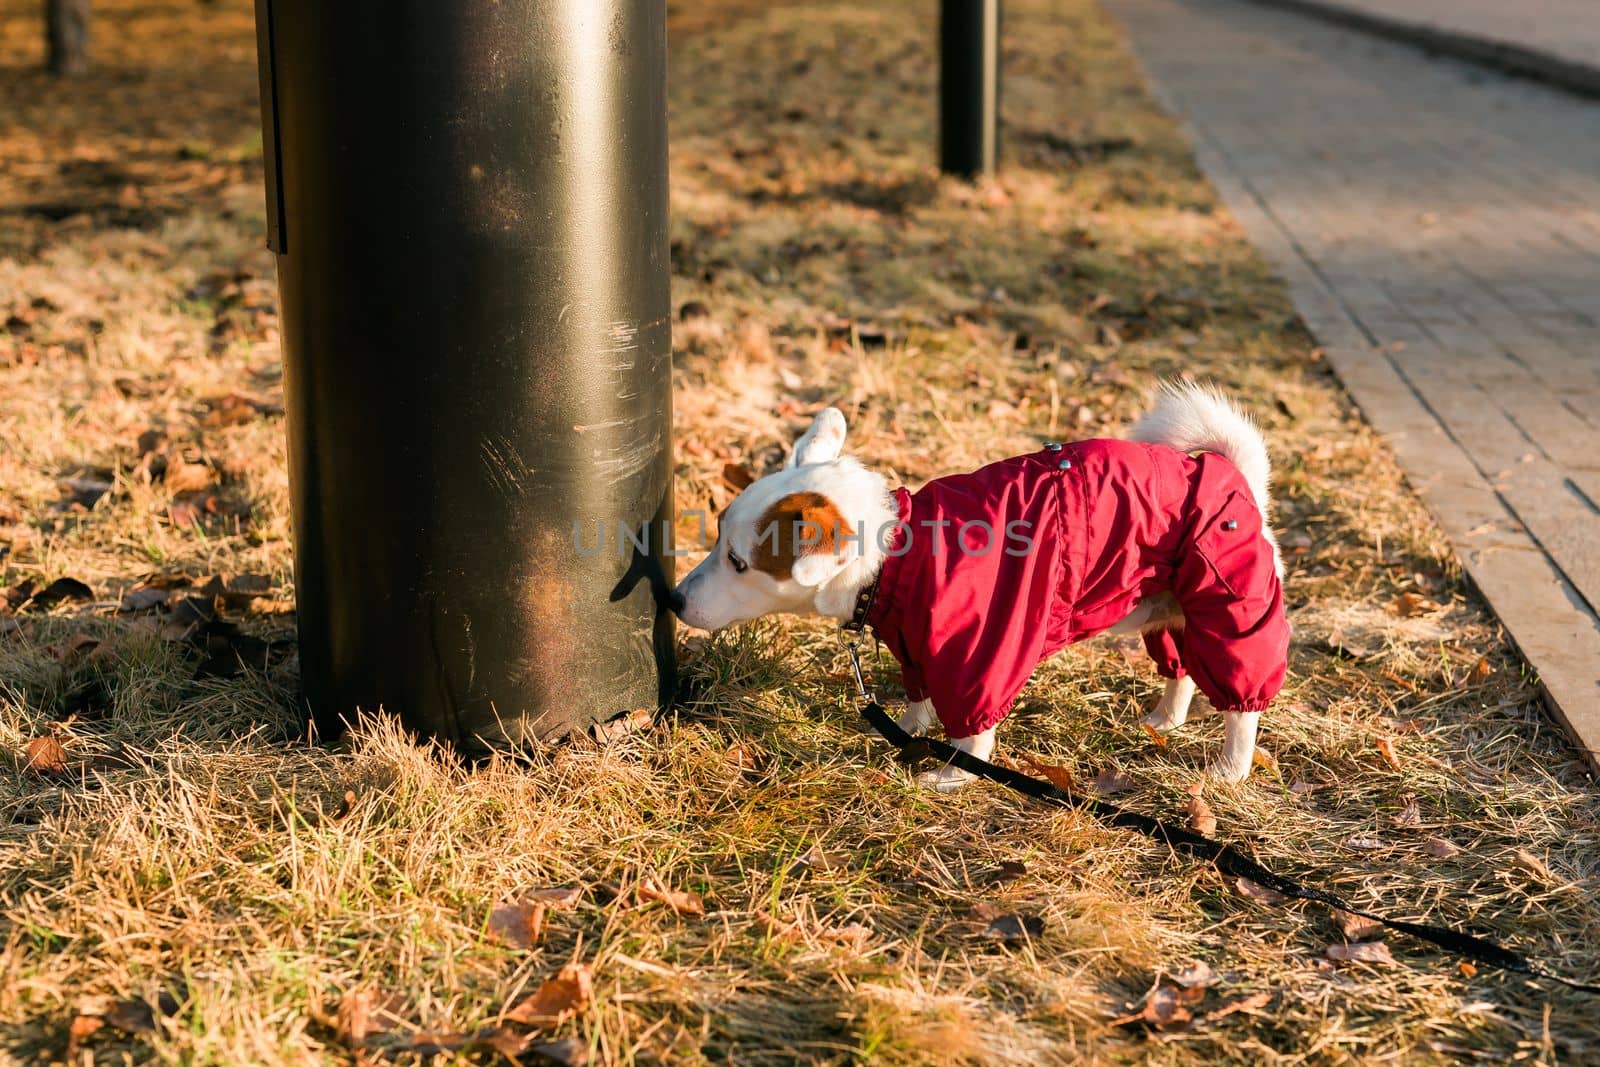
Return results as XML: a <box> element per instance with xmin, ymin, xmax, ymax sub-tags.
<box><xmin>672</xmin><ymin>382</ymin><xmax>1289</xmax><ymax>790</ymax></box>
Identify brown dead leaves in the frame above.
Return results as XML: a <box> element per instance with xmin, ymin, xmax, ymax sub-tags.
<box><xmin>1111</xmin><ymin>971</ymin><xmax>1272</xmax><ymax>1033</ymax></box>
<box><xmin>23</xmin><ymin>731</ymin><xmax>69</xmax><ymax>776</ymax></box>
<box><xmin>1231</xmin><ymin>877</ymin><xmax>1288</xmax><ymax>906</ymax></box>
<box><xmin>637</xmin><ymin>878</ymin><xmax>705</xmax><ymax>917</ymax></box>
<box><xmin>67</xmin><ymin>992</ymin><xmax>182</xmax><ymax>1060</ymax></box>
<box><xmin>1021</xmin><ymin>753</ymin><xmax>1076</xmax><ymax>793</ymax></box>
<box><xmin>969</xmin><ymin>901</ymin><xmax>1044</xmax><ymax>942</ymax></box>
<box><xmin>2</xmin><ymin>576</ymin><xmax>94</xmax><ymax>615</ymax></box>
<box><xmin>591</xmin><ymin>707</ymin><xmax>652</xmax><ymax>743</ymax></box>
<box><xmin>1184</xmin><ymin>783</ymin><xmax>1218</xmax><ymax>838</ymax></box>
<box><xmin>1326</xmin><ymin>941</ymin><xmax>1395</xmax><ymax>965</ymax></box>
<box><xmin>1092</xmin><ymin>767</ymin><xmax>1140</xmax><ymax>796</ymax></box>
<box><xmin>487</xmin><ymin>887</ymin><xmax>583</xmax><ymax>951</ymax></box>
<box><xmin>326</xmin><ymin>964</ymin><xmax>593</xmax><ymax>1065</ymax></box>
<box><xmin>505</xmin><ymin>962</ymin><xmax>594</xmax><ymax>1027</ymax></box>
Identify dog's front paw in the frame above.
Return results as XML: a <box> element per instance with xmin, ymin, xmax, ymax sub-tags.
<box><xmin>896</xmin><ymin>699</ymin><xmax>938</xmax><ymax>738</ymax></box>
<box><xmin>1204</xmin><ymin>758</ymin><xmax>1251</xmax><ymax>783</ymax></box>
<box><xmin>915</xmin><ymin>764</ymin><xmax>978</xmax><ymax>792</ymax></box>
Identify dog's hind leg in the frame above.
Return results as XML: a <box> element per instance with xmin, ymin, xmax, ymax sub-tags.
<box><xmin>1207</xmin><ymin>711</ymin><xmax>1258</xmax><ymax>782</ymax></box>
<box><xmin>1144</xmin><ymin>675</ymin><xmax>1196</xmax><ymax>734</ymax></box>
<box><xmin>916</xmin><ymin>726</ymin><xmax>994</xmax><ymax>793</ymax></box>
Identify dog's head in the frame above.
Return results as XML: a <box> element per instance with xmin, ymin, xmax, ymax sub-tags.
<box><xmin>672</xmin><ymin>408</ymin><xmax>880</xmax><ymax>632</ymax></box>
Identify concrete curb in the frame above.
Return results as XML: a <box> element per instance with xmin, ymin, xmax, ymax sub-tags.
<box><xmin>1243</xmin><ymin>0</ymin><xmax>1600</xmax><ymax>101</ymax></box>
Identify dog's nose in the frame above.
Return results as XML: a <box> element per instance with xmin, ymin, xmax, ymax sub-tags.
<box><xmin>668</xmin><ymin>589</ymin><xmax>687</xmax><ymax>618</ymax></box>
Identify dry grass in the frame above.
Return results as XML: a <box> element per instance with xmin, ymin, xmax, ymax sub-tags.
<box><xmin>2</xmin><ymin>0</ymin><xmax>1598</xmax><ymax>1063</ymax></box>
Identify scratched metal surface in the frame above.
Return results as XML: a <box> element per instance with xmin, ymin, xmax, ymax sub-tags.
<box><xmin>259</xmin><ymin>0</ymin><xmax>675</xmax><ymax>748</ymax></box>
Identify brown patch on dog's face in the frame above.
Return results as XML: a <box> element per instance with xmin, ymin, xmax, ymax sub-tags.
<box><xmin>752</xmin><ymin>492</ymin><xmax>852</xmax><ymax>579</ymax></box>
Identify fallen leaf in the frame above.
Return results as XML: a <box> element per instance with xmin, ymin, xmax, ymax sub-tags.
<box><xmin>1374</xmin><ymin>736</ymin><xmax>1402</xmax><ymax>772</ymax></box>
<box><xmin>66</xmin><ymin>1015</ymin><xmax>103</xmax><ymax>1059</ymax></box>
<box><xmin>1140</xmin><ymin>722</ymin><xmax>1169</xmax><ymax>748</ymax></box>
<box><xmin>1169</xmin><ymin>961</ymin><xmax>1217</xmax><ymax>989</ymax></box>
<box><xmin>505</xmin><ymin>962</ymin><xmax>593</xmax><ymax>1026</ymax></box>
<box><xmin>1393</xmin><ymin>591</ymin><xmax>1438</xmax><ymax>617</ymax></box>
<box><xmin>23</xmin><ymin>734</ymin><xmax>68</xmax><ymax>776</ymax></box>
<box><xmin>1289</xmin><ymin>778</ymin><xmax>1329</xmax><ymax>795</ymax></box>
<box><xmin>30</xmin><ymin>577</ymin><xmax>94</xmax><ymax>608</ymax></box>
<box><xmin>1379</xmin><ymin>717</ymin><xmax>1423</xmax><ymax>735</ymax></box>
<box><xmin>336</xmin><ymin>988</ymin><xmax>381</xmax><ymax>1046</ymax></box>
<box><xmin>973</xmin><ymin>905</ymin><xmax>1044</xmax><ymax>941</ymax></box>
<box><xmin>1251</xmin><ymin>747</ymin><xmax>1280</xmax><ymax>774</ymax></box>
<box><xmin>56</xmin><ymin>476</ymin><xmax>112</xmax><ymax>511</ymax></box>
<box><xmin>638</xmin><ymin>878</ymin><xmax>704</xmax><ymax>916</ymax></box>
<box><xmin>1021</xmin><ymin>754</ymin><xmax>1076</xmax><ymax>792</ymax></box>
<box><xmin>1330</xmin><ymin>908</ymin><xmax>1383</xmax><ymax>941</ymax></box>
<box><xmin>527</xmin><ymin>885</ymin><xmax>583</xmax><ymax>907</ymax></box>
<box><xmin>823</xmin><ymin>923</ymin><xmax>874</xmax><ymax>950</ymax></box>
<box><xmin>788</xmin><ymin>844</ymin><xmax>848</xmax><ymax>876</ymax></box>
<box><xmin>163</xmin><ymin>457</ymin><xmax>216</xmax><ymax>493</ymax></box>
<box><xmin>721</xmin><ymin>742</ymin><xmax>762</xmax><ymax>774</ymax></box>
<box><xmin>1112</xmin><ymin>986</ymin><xmax>1192</xmax><ymax>1031</ymax></box>
<box><xmin>1185</xmin><ymin>788</ymin><xmax>1218</xmax><ymax>838</ymax></box>
<box><xmin>119</xmin><ymin>586</ymin><xmax>170</xmax><ymax>613</ymax></box>
<box><xmin>592</xmin><ymin>707</ymin><xmax>652</xmax><ymax>743</ymax></box>
<box><xmin>720</xmin><ymin>463</ymin><xmax>755</xmax><ymax>493</ymax></box>
<box><xmin>488</xmin><ymin>901</ymin><xmax>547</xmax><ymax>949</ymax></box>
<box><xmin>1232</xmin><ymin>877</ymin><xmax>1287</xmax><ymax>906</ymax></box>
<box><xmin>1202</xmin><ymin>990</ymin><xmax>1272</xmax><ymax>1021</ymax></box>
<box><xmin>1092</xmin><ymin>767</ymin><xmax>1139</xmax><ymax>795</ymax></box>
<box><xmin>1468</xmin><ymin>656</ymin><xmax>1493</xmax><ymax>682</ymax></box>
<box><xmin>1343</xmin><ymin>836</ymin><xmax>1387</xmax><ymax>851</ymax></box>
<box><xmin>987</xmin><ymin>860</ymin><xmax>1027</xmax><ymax>884</ymax></box>
<box><xmin>1326</xmin><ymin>941</ymin><xmax>1395</xmax><ymax>965</ymax></box>
<box><xmin>1512</xmin><ymin>848</ymin><xmax>1552</xmax><ymax>882</ymax></box>
<box><xmin>1393</xmin><ymin>794</ymin><xmax>1422</xmax><ymax>828</ymax></box>
<box><xmin>1424</xmin><ymin>837</ymin><xmax>1461</xmax><ymax>859</ymax></box>
<box><xmin>1326</xmin><ymin>626</ymin><xmax>1371</xmax><ymax>660</ymax></box>
<box><xmin>169</xmin><ymin>490</ymin><xmax>249</xmax><ymax>527</ymax></box>
<box><xmin>102</xmin><ymin>998</ymin><xmax>158</xmax><ymax>1034</ymax></box>
<box><xmin>1458</xmin><ymin>961</ymin><xmax>1477</xmax><ymax>978</ymax></box>
<box><xmin>51</xmin><ymin>632</ymin><xmax>102</xmax><ymax>664</ymax></box>
<box><xmin>199</xmin><ymin>392</ymin><xmax>270</xmax><ymax>428</ymax></box>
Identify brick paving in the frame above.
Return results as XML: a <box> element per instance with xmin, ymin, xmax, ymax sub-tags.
<box><xmin>1256</xmin><ymin>0</ymin><xmax>1600</xmax><ymax>80</ymax></box>
<box><xmin>1105</xmin><ymin>0</ymin><xmax>1600</xmax><ymax>768</ymax></box>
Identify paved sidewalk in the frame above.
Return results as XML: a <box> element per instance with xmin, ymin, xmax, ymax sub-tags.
<box><xmin>1250</xmin><ymin>0</ymin><xmax>1600</xmax><ymax>97</ymax></box>
<box><xmin>1104</xmin><ymin>0</ymin><xmax>1600</xmax><ymax>769</ymax></box>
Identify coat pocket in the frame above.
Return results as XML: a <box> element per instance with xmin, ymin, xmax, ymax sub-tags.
<box><xmin>1191</xmin><ymin>490</ymin><xmax>1276</xmax><ymax>603</ymax></box>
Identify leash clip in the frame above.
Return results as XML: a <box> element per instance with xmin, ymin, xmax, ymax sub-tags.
<box><xmin>838</xmin><ymin>628</ymin><xmax>875</xmax><ymax>705</ymax></box>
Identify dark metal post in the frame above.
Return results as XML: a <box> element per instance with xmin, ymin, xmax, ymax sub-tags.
<box><xmin>939</xmin><ymin>0</ymin><xmax>1001</xmax><ymax>178</ymax></box>
<box><xmin>252</xmin><ymin>0</ymin><xmax>675</xmax><ymax>751</ymax></box>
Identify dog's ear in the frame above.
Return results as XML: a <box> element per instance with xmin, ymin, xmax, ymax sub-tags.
<box><xmin>786</xmin><ymin>407</ymin><xmax>847</xmax><ymax>469</ymax></box>
<box><xmin>754</xmin><ymin>491</ymin><xmax>856</xmax><ymax>587</ymax></box>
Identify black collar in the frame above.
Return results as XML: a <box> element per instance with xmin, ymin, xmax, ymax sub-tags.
<box><xmin>841</xmin><ymin>570</ymin><xmax>880</xmax><ymax>635</ymax></box>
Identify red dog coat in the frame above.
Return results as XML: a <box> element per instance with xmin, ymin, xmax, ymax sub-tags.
<box><xmin>866</xmin><ymin>439</ymin><xmax>1289</xmax><ymax>738</ymax></box>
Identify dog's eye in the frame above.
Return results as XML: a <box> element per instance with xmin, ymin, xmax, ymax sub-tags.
<box><xmin>728</xmin><ymin>550</ymin><xmax>748</xmax><ymax>574</ymax></box>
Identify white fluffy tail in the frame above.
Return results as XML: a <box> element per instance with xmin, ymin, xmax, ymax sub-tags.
<box><xmin>1129</xmin><ymin>382</ymin><xmax>1280</xmax><ymax>574</ymax></box>
<box><xmin>1129</xmin><ymin>382</ymin><xmax>1273</xmax><ymax>510</ymax></box>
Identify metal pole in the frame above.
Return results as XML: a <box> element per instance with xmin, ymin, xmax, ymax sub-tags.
<box><xmin>939</xmin><ymin>0</ymin><xmax>1001</xmax><ymax>178</ymax></box>
<box><xmin>252</xmin><ymin>0</ymin><xmax>675</xmax><ymax>751</ymax></box>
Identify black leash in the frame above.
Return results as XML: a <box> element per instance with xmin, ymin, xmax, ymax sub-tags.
<box><xmin>838</xmin><ymin>629</ymin><xmax>1600</xmax><ymax>994</ymax></box>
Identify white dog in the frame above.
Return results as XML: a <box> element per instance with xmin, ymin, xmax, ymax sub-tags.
<box><xmin>672</xmin><ymin>383</ymin><xmax>1289</xmax><ymax>790</ymax></box>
